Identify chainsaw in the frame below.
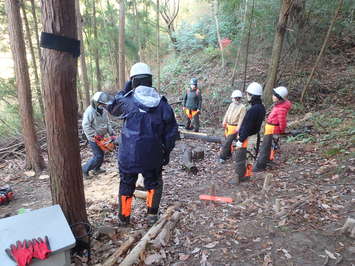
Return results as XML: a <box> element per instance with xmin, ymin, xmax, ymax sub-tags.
<box><xmin>0</xmin><ymin>185</ymin><xmax>14</xmax><ymax>205</ymax></box>
<box><xmin>95</xmin><ymin>136</ymin><xmax>117</xmax><ymax>152</ymax></box>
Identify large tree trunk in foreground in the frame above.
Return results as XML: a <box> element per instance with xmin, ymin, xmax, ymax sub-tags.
<box><xmin>40</xmin><ymin>0</ymin><xmax>88</xmax><ymax>226</ymax></box>
<box><xmin>263</xmin><ymin>0</ymin><xmax>293</xmax><ymax>107</ymax></box>
<box><xmin>75</xmin><ymin>0</ymin><xmax>90</xmax><ymax>108</ymax></box>
<box><xmin>5</xmin><ymin>0</ymin><xmax>44</xmax><ymax>173</ymax></box>
<box><xmin>118</xmin><ymin>0</ymin><xmax>126</xmax><ymax>89</ymax></box>
<box><xmin>20</xmin><ymin>0</ymin><xmax>45</xmax><ymax>121</ymax></box>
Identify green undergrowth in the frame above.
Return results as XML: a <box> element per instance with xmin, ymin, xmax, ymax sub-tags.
<box><xmin>286</xmin><ymin>107</ymin><xmax>355</xmax><ymax>159</ymax></box>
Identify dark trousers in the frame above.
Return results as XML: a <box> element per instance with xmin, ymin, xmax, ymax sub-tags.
<box><xmin>220</xmin><ymin>133</ymin><xmax>237</xmax><ymax>160</ymax></box>
<box><xmin>185</xmin><ymin>112</ymin><xmax>200</xmax><ymax>132</ymax></box>
<box><xmin>254</xmin><ymin>134</ymin><xmax>273</xmax><ymax>171</ymax></box>
<box><xmin>119</xmin><ymin>168</ymin><xmax>163</xmax><ymax>215</ymax></box>
<box><xmin>82</xmin><ymin>141</ymin><xmax>104</xmax><ymax>173</ymax></box>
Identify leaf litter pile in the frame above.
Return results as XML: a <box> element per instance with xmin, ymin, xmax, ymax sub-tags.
<box><xmin>0</xmin><ymin>107</ymin><xmax>354</xmax><ymax>266</ymax></box>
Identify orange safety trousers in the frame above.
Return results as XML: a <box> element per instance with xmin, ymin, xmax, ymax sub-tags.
<box><xmin>184</xmin><ymin>109</ymin><xmax>199</xmax><ymax>119</ymax></box>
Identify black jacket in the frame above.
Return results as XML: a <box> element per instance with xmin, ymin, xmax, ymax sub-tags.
<box><xmin>238</xmin><ymin>97</ymin><xmax>266</xmax><ymax>142</ymax></box>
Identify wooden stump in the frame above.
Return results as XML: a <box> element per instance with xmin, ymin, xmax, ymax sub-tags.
<box><xmin>192</xmin><ymin>147</ymin><xmax>204</xmax><ymax>160</ymax></box>
<box><xmin>182</xmin><ymin>146</ymin><xmax>198</xmax><ymax>174</ymax></box>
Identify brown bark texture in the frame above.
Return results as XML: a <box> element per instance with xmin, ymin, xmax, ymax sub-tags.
<box><xmin>20</xmin><ymin>0</ymin><xmax>45</xmax><ymax>120</ymax></box>
<box><xmin>263</xmin><ymin>0</ymin><xmax>293</xmax><ymax>107</ymax></box>
<box><xmin>5</xmin><ymin>0</ymin><xmax>44</xmax><ymax>173</ymax></box>
<box><xmin>40</xmin><ymin>0</ymin><xmax>88</xmax><ymax>225</ymax></box>
<box><xmin>93</xmin><ymin>0</ymin><xmax>102</xmax><ymax>91</ymax></box>
<box><xmin>118</xmin><ymin>0</ymin><xmax>126</xmax><ymax>89</ymax></box>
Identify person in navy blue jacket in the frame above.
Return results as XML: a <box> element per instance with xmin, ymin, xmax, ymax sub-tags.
<box><xmin>232</xmin><ymin>82</ymin><xmax>266</xmax><ymax>184</ymax></box>
<box><xmin>107</xmin><ymin>62</ymin><xmax>179</xmax><ymax>226</ymax></box>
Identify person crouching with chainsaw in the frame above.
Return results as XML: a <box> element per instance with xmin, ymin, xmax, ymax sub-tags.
<box><xmin>183</xmin><ymin>78</ymin><xmax>202</xmax><ymax>132</ymax></box>
<box><xmin>253</xmin><ymin>86</ymin><xmax>292</xmax><ymax>172</ymax></box>
<box><xmin>219</xmin><ymin>90</ymin><xmax>246</xmax><ymax>164</ymax></box>
<box><xmin>231</xmin><ymin>82</ymin><xmax>266</xmax><ymax>184</ymax></box>
<box><xmin>107</xmin><ymin>62</ymin><xmax>179</xmax><ymax>226</ymax></box>
<box><xmin>82</xmin><ymin>91</ymin><xmax>116</xmax><ymax>178</ymax></box>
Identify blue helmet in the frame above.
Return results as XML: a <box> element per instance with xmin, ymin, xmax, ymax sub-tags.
<box><xmin>190</xmin><ymin>78</ymin><xmax>198</xmax><ymax>86</ymax></box>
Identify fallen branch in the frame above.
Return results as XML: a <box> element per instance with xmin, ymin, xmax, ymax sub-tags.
<box><xmin>103</xmin><ymin>231</ymin><xmax>142</xmax><ymax>266</ymax></box>
<box><xmin>119</xmin><ymin>203</ymin><xmax>181</xmax><ymax>266</ymax></box>
<box><xmin>275</xmin><ymin>197</ymin><xmax>310</xmax><ymax>218</ymax></box>
<box><xmin>150</xmin><ymin>211</ymin><xmax>181</xmax><ymax>248</ymax></box>
<box><xmin>262</xmin><ymin>174</ymin><xmax>273</xmax><ymax>192</ymax></box>
<box><xmin>179</xmin><ymin>130</ymin><xmax>222</xmax><ymax>143</ymax></box>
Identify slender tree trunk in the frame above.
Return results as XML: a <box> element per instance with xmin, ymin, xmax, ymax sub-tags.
<box><xmin>213</xmin><ymin>0</ymin><xmax>224</xmax><ymax>68</ymax></box>
<box><xmin>93</xmin><ymin>0</ymin><xmax>101</xmax><ymax>91</ymax></box>
<box><xmin>5</xmin><ymin>0</ymin><xmax>44</xmax><ymax>173</ymax></box>
<box><xmin>242</xmin><ymin>0</ymin><xmax>255</xmax><ymax>91</ymax></box>
<box><xmin>156</xmin><ymin>0</ymin><xmax>160</xmax><ymax>90</ymax></box>
<box><xmin>300</xmin><ymin>0</ymin><xmax>343</xmax><ymax>102</ymax></box>
<box><xmin>231</xmin><ymin>0</ymin><xmax>248</xmax><ymax>86</ymax></box>
<box><xmin>29</xmin><ymin>0</ymin><xmax>42</xmax><ymax>73</ymax></box>
<box><xmin>75</xmin><ymin>0</ymin><xmax>90</xmax><ymax>107</ymax></box>
<box><xmin>40</xmin><ymin>0</ymin><xmax>88</xmax><ymax>226</ymax></box>
<box><xmin>20</xmin><ymin>0</ymin><xmax>45</xmax><ymax>121</ymax></box>
<box><xmin>264</xmin><ymin>0</ymin><xmax>294</xmax><ymax>107</ymax></box>
<box><xmin>133</xmin><ymin>0</ymin><xmax>142</xmax><ymax>61</ymax></box>
<box><xmin>118</xmin><ymin>0</ymin><xmax>126</xmax><ymax>89</ymax></box>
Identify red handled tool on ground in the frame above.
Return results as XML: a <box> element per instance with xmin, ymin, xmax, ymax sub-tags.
<box><xmin>0</xmin><ymin>185</ymin><xmax>14</xmax><ymax>205</ymax></box>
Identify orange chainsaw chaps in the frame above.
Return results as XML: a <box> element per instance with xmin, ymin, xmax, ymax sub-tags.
<box><xmin>269</xmin><ymin>149</ymin><xmax>276</xmax><ymax>161</ymax></box>
<box><xmin>96</xmin><ymin>137</ymin><xmax>116</xmax><ymax>152</ymax></box>
<box><xmin>146</xmin><ymin>189</ymin><xmax>155</xmax><ymax>208</ymax></box>
<box><xmin>184</xmin><ymin>109</ymin><xmax>199</xmax><ymax>119</ymax></box>
<box><xmin>224</xmin><ymin>124</ymin><xmax>238</xmax><ymax>137</ymax></box>
<box><xmin>245</xmin><ymin>163</ymin><xmax>253</xmax><ymax>177</ymax></box>
<box><xmin>121</xmin><ymin>196</ymin><xmax>133</xmax><ymax>217</ymax></box>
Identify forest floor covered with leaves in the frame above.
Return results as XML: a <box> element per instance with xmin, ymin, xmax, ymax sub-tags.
<box><xmin>0</xmin><ymin>104</ymin><xmax>354</xmax><ymax>266</ymax></box>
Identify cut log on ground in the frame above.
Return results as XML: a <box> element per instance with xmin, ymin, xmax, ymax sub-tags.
<box><xmin>103</xmin><ymin>231</ymin><xmax>143</xmax><ymax>266</ymax></box>
<box><xmin>134</xmin><ymin>190</ymin><xmax>147</xmax><ymax>199</ymax></box>
<box><xmin>150</xmin><ymin>211</ymin><xmax>181</xmax><ymax>248</ymax></box>
<box><xmin>339</xmin><ymin>217</ymin><xmax>355</xmax><ymax>238</ymax></box>
<box><xmin>192</xmin><ymin>147</ymin><xmax>205</xmax><ymax>160</ymax></box>
<box><xmin>119</xmin><ymin>203</ymin><xmax>181</xmax><ymax>266</ymax></box>
<box><xmin>182</xmin><ymin>146</ymin><xmax>198</xmax><ymax>174</ymax></box>
<box><xmin>179</xmin><ymin>130</ymin><xmax>223</xmax><ymax>143</ymax></box>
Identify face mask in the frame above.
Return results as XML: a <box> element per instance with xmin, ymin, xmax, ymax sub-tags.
<box><xmin>97</xmin><ymin>105</ymin><xmax>104</xmax><ymax>110</ymax></box>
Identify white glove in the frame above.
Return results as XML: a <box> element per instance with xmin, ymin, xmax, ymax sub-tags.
<box><xmin>236</xmin><ymin>140</ymin><xmax>243</xmax><ymax>148</ymax></box>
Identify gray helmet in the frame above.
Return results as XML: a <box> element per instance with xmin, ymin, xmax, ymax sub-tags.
<box><xmin>190</xmin><ymin>78</ymin><xmax>198</xmax><ymax>86</ymax></box>
<box><xmin>92</xmin><ymin>91</ymin><xmax>113</xmax><ymax>105</ymax></box>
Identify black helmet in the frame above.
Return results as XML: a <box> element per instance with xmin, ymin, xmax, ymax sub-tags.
<box><xmin>190</xmin><ymin>78</ymin><xmax>198</xmax><ymax>86</ymax></box>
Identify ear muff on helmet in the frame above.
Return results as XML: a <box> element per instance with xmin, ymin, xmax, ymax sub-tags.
<box><xmin>131</xmin><ymin>74</ymin><xmax>152</xmax><ymax>89</ymax></box>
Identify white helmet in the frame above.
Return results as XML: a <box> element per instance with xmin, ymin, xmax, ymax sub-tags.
<box><xmin>130</xmin><ymin>62</ymin><xmax>152</xmax><ymax>78</ymax></box>
<box><xmin>273</xmin><ymin>86</ymin><xmax>288</xmax><ymax>99</ymax></box>
<box><xmin>246</xmin><ymin>82</ymin><xmax>263</xmax><ymax>96</ymax></box>
<box><xmin>92</xmin><ymin>91</ymin><xmax>113</xmax><ymax>105</ymax></box>
<box><xmin>231</xmin><ymin>90</ymin><xmax>242</xmax><ymax>98</ymax></box>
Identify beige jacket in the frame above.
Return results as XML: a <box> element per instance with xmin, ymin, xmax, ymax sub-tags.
<box><xmin>222</xmin><ymin>102</ymin><xmax>246</xmax><ymax>131</ymax></box>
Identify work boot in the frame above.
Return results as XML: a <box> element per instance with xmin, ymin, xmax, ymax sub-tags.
<box><xmin>118</xmin><ymin>214</ymin><xmax>130</xmax><ymax>227</ymax></box>
<box><xmin>92</xmin><ymin>168</ymin><xmax>106</xmax><ymax>175</ymax></box>
<box><xmin>219</xmin><ymin>158</ymin><xmax>226</xmax><ymax>164</ymax></box>
<box><xmin>82</xmin><ymin>167</ymin><xmax>91</xmax><ymax>179</ymax></box>
<box><xmin>147</xmin><ymin>214</ymin><xmax>158</xmax><ymax>226</ymax></box>
<box><xmin>228</xmin><ymin>176</ymin><xmax>240</xmax><ymax>185</ymax></box>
